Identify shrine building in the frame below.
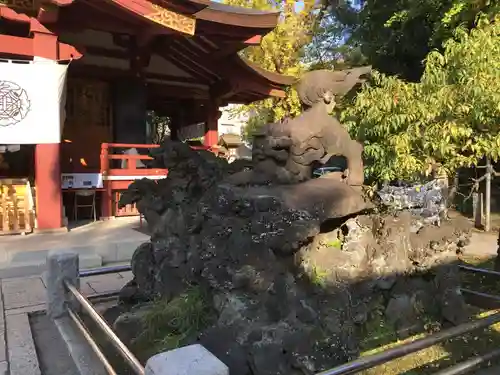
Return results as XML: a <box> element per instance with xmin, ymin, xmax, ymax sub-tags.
<box><xmin>0</xmin><ymin>0</ymin><xmax>293</xmax><ymax>235</ymax></box>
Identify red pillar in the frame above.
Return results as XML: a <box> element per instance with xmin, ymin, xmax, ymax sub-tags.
<box><xmin>204</xmin><ymin>100</ymin><xmax>220</xmax><ymax>147</ymax></box>
<box><xmin>33</xmin><ymin>31</ymin><xmax>63</xmax><ymax>230</ymax></box>
<box><xmin>100</xmin><ymin>143</ymin><xmax>113</xmax><ymax>219</ymax></box>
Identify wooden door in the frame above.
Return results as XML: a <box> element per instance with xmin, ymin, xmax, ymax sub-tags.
<box><xmin>62</xmin><ymin>78</ymin><xmax>112</xmax><ymax>173</ymax></box>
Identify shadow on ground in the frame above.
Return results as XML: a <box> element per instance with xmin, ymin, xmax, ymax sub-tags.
<box><xmin>77</xmin><ymin>252</ymin><xmax>500</xmax><ymax>375</ymax></box>
<box><xmin>359</xmin><ymin>255</ymin><xmax>500</xmax><ymax>375</ymax></box>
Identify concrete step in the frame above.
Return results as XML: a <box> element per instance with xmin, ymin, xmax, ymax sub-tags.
<box><xmin>0</xmin><ymin>239</ymin><xmax>142</xmax><ymax>279</ymax></box>
<box><xmin>92</xmin><ymin>239</ymin><xmax>140</xmax><ymax>264</ymax></box>
<box><xmin>0</xmin><ymin>249</ymin><xmax>103</xmax><ymax>279</ymax></box>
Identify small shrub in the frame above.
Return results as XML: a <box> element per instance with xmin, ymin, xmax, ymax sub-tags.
<box><xmin>134</xmin><ymin>286</ymin><xmax>214</xmax><ymax>357</ymax></box>
<box><xmin>309</xmin><ymin>265</ymin><xmax>330</xmax><ymax>287</ymax></box>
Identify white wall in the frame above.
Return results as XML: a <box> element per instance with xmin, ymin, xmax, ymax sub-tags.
<box><xmin>177</xmin><ymin>104</ymin><xmax>248</xmax><ymax>141</ymax></box>
<box><xmin>218</xmin><ymin>104</ymin><xmax>248</xmax><ymax>136</ymax></box>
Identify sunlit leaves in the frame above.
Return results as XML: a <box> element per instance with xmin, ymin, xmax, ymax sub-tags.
<box><xmin>342</xmin><ymin>15</ymin><xmax>500</xmax><ymax>182</ymax></box>
<box><xmin>223</xmin><ymin>0</ymin><xmax>318</xmax><ymax>141</ymax></box>
<box><xmin>329</xmin><ymin>0</ymin><xmax>496</xmax><ymax>80</ymax></box>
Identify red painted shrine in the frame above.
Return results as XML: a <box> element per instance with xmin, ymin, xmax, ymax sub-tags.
<box><xmin>0</xmin><ymin>0</ymin><xmax>293</xmax><ymax>234</ymax></box>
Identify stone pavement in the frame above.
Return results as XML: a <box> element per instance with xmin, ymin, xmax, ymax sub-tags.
<box><xmin>463</xmin><ymin>231</ymin><xmax>498</xmax><ymax>258</ymax></box>
<box><xmin>0</xmin><ymin>217</ymin><xmax>148</xmax><ymax>279</ymax></box>
<box><xmin>0</xmin><ymin>271</ymin><xmax>132</xmax><ymax>375</ymax></box>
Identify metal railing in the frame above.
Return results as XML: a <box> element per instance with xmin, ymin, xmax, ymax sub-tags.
<box><xmin>64</xmin><ymin>279</ymin><xmax>144</xmax><ymax>374</ymax></box>
<box><xmin>60</xmin><ymin>263</ymin><xmax>143</xmax><ymax>375</ymax></box>
<box><xmin>317</xmin><ymin>311</ymin><xmax>500</xmax><ymax>375</ymax></box>
<box><xmin>80</xmin><ymin>264</ymin><xmax>133</xmax><ymax>278</ymax></box>
<box><xmin>80</xmin><ymin>265</ymin><xmax>133</xmax><ymax>304</ymax></box>
<box><xmin>53</xmin><ymin>258</ymin><xmax>500</xmax><ymax>375</ymax></box>
<box><xmin>316</xmin><ymin>263</ymin><xmax>500</xmax><ymax>375</ymax></box>
<box><xmin>459</xmin><ymin>265</ymin><xmax>500</xmax><ymax>310</ymax></box>
<box><xmin>66</xmin><ymin>308</ymin><xmax>118</xmax><ymax>375</ymax></box>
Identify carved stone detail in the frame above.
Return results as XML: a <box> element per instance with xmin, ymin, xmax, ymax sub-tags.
<box><xmin>229</xmin><ymin>67</ymin><xmax>371</xmax><ymax>187</ymax></box>
<box><xmin>145</xmin><ymin>4</ymin><xmax>196</xmax><ymax>36</ymax></box>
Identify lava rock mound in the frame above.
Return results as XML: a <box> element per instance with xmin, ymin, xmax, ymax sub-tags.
<box><xmin>115</xmin><ymin>140</ymin><xmax>471</xmax><ymax>375</ymax></box>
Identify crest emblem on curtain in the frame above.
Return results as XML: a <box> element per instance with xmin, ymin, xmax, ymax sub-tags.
<box><xmin>0</xmin><ymin>81</ymin><xmax>31</xmax><ymax>127</ymax></box>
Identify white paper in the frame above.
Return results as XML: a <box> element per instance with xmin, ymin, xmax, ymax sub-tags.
<box><xmin>61</xmin><ymin>173</ymin><xmax>103</xmax><ymax>189</ymax></box>
<box><xmin>0</xmin><ymin>60</ymin><xmax>68</xmax><ymax>144</ymax></box>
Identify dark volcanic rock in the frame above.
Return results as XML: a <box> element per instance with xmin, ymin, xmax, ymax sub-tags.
<box><xmin>114</xmin><ymin>140</ymin><xmax>471</xmax><ymax>375</ymax></box>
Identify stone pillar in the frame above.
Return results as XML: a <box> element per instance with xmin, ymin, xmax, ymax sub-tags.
<box><xmin>46</xmin><ymin>250</ymin><xmax>79</xmax><ymax>319</ymax></box>
<box><xmin>145</xmin><ymin>344</ymin><xmax>228</xmax><ymax>375</ymax></box>
<box><xmin>204</xmin><ymin>100</ymin><xmax>220</xmax><ymax>147</ymax></box>
<box><xmin>33</xmin><ymin>31</ymin><xmax>64</xmax><ymax>230</ymax></box>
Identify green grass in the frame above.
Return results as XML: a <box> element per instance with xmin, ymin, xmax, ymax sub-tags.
<box><xmin>326</xmin><ymin>238</ymin><xmax>343</xmax><ymax>249</ymax></box>
<box><xmin>132</xmin><ymin>286</ymin><xmax>214</xmax><ymax>359</ymax></box>
<box><xmin>355</xmin><ymin>255</ymin><xmax>500</xmax><ymax>374</ymax></box>
<box><xmin>309</xmin><ymin>265</ymin><xmax>331</xmax><ymax>287</ymax></box>
<box><xmin>357</xmin><ymin>307</ymin><xmax>500</xmax><ymax>375</ymax></box>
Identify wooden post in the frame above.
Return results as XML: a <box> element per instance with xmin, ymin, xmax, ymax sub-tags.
<box><xmin>24</xmin><ymin>186</ymin><xmax>32</xmax><ymax>233</ymax></box>
<box><xmin>33</xmin><ymin>30</ymin><xmax>64</xmax><ymax>230</ymax></box>
<box><xmin>1</xmin><ymin>186</ymin><xmax>7</xmax><ymax>232</ymax></box>
<box><xmin>473</xmin><ymin>192</ymin><xmax>483</xmax><ymax>229</ymax></box>
<box><xmin>485</xmin><ymin>158</ymin><xmax>492</xmax><ymax>232</ymax></box>
<box><xmin>169</xmin><ymin>113</ymin><xmax>179</xmax><ymax>141</ymax></box>
<box><xmin>100</xmin><ymin>143</ymin><xmax>113</xmax><ymax>219</ymax></box>
<box><xmin>204</xmin><ymin>100</ymin><xmax>220</xmax><ymax>147</ymax></box>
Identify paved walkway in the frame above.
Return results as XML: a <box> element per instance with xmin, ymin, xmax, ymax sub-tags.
<box><xmin>463</xmin><ymin>231</ymin><xmax>498</xmax><ymax>258</ymax></box>
<box><xmin>0</xmin><ymin>218</ymin><xmax>147</xmax><ymax>258</ymax></box>
<box><xmin>0</xmin><ymin>271</ymin><xmax>132</xmax><ymax>375</ymax></box>
<box><xmin>0</xmin><ymin>217</ymin><xmax>148</xmax><ymax>279</ymax></box>
<box><xmin>0</xmin><ymin>228</ymin><xmax>495</xmax><ymax>375</ymax></box>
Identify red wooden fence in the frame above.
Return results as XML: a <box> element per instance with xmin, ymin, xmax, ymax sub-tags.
<box><xmin>99</xmin><ymin>143</ymin><xmax>218</xmax><ymax>218</ymax></box>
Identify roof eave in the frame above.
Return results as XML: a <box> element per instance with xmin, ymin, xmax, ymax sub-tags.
<box><xmin>234</xmin><ymin>55</ymin><xmax>296</xmax><ymax>86</ymax></box>
<box><xmin>194</xmin><ymin>2</ymin><xmax>280</xmax><ymax>29</ymax></box>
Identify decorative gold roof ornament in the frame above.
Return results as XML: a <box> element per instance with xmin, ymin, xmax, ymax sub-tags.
<box><xmin>145</xmin><ymin>4</ymin><xmax>196</xmax><ymax>36</ymax></box>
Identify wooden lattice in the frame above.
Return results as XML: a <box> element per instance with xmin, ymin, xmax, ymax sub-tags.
<box><xmin>0</xmin><ymin>179</ymin><xmax>35</xmax><ymax>235</ymax></box>
<box><xmin>65</xmin><ymin>78</ymin><xmax>110</xmax><ymax>129</ymax></box>
<box><xmin>62</xmin><ymin>78</ymin><xmax>112</xmax><ymax>172</ymax></box>
<box><xmin>114</xmin><ymin>191</ymin><xmax>139</xmax><ymax>217</ymax></box>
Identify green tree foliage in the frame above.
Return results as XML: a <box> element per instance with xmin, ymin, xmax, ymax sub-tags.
<box><xmin>240</xmin><ymin>107</ymin><xmax>273</xmax><ymax>142</ymax></box>
<box><xmin>342</xmin><ymin>14</ymin><xmax>500</xmax><ymax>182</ymax></box>
<box><xmin>224</xmin><ymin>0</ymin><xmax>318</xmax><ymax>141</ymax></box>
<box><xmin>327</xmin><ymin>0</ymin><xmax>498</xmax><ymax>80</ymax></box>
<box><xmin>304</xmin><ymin>9</ymin><xmax>368</xmax><ymax>70</ymax></box>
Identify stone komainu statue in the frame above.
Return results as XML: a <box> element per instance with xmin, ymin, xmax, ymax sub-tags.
<box><xmin>238</xmin><ymin>67</ymin><xmax>370</xmax><ymax>186</ymax></box>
